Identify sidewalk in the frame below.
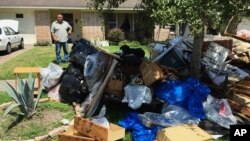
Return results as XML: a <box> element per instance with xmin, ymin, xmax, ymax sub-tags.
<box><xmin>0</xmin><ymin>44</ymin><xmax>34</xmax><ymax>65</ymax></box>
<box><xmin>0</xmin><ymin>80</ymin><xmax>15</xmax><ymax>91</ymax></box>
<box><xmin>0</xmin><ymin>79</ymin><xmax>40</xmax><ymax>92</ymax></box>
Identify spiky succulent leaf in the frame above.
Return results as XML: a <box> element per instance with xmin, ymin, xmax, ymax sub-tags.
<box><xmin>0</xmin><ymin>81</ymin><xmax>20</xmax><ymax>104</ymax></box>
<box><xmin>34</xmin><ymin>79</ymin><xmax>45</xmax><ymax>110</ymax></box>
<box><xmin>17</xmin><ymin>78</ymin><xmax>25</xmax><ymax>95</ymax></box>
<box><xmin>23</xmin><ymin>81</ymin><xmax>34</xmax><ymax>112</ymax></box>
<box><xmin>27</xmin><ymin>73</ymin><xmax>35</xmax><ymax>91</ymax></box>
<box><xmin>3</xmin><ymin>103</ymin><xmax>20</xmax><ymax>118</ymax></box>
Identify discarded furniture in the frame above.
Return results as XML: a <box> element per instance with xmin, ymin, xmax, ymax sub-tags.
<box><xmin>13</xmin><ymin>67</ymin><xmax>41</xmax><ymax>95</ymax></box>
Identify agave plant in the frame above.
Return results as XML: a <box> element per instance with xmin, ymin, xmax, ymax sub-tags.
<box><xmin>1</xmin><ymin>73</ymin><xmax>43</xmax><ymax>118</ymax></box>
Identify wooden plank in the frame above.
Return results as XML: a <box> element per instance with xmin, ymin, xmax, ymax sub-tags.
<box><xmin>235</xmin><ymin>84</ymin><xmax>250</xmax><ymax>90</ymax></box>
<box><xmin>228</xmin><ymin>99</ymin><xmax>250</xmax><ymax>117</ymax></box>
<box><xmin>58</xmin><ymin>126</ymin><xmax>94</xmax><ymax>141</ymax></box>
<box><xmin>74</xmin><ymin>116</ymin><xmax>108</xmax><ymax>141</ymax></box>
<box><xmin>74</xmin><ymin>116</ymin><xmax>125</xmax><ymax>141</ymax></box>
<box><xmin>228</xmin><ymin>93</ymin><xmax>250</xmax><ymax>108</ymax></box>
<box><xmin>230</xmin><ymin>88</ymin><xmax>250</xmax><ymax>97</ymax></box>
<box><xmin>13</xmin><ymin>67</ymin><xmax>41</xmax><ymax>73</ymax></box>
<box><xmin>233</xmin><ymin>111</ymin><xmax>250</xmax><ymax>122</ymax></box>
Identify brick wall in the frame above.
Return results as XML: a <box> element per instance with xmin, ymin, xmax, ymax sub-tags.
<box><xmin>35</xmin><ymin>11</ymin><xmax>52</xmax><ymax>43</ymax></box>
<box><xmin>82</xmin><ymin>12</ymin><xmax>104</xmax><ymax>40</ymax></box>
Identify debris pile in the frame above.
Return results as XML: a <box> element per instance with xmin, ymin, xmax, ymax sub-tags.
<box><xmin>41</xmin><ymin>34</ymin><xmax>250</xmax><ymax>141</ymax></box>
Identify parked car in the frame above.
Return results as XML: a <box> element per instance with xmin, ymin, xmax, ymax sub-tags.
<box><xmin>0</xmin><ymin>20</ymin><xmax>24</xmax><ymax>54</ymax></box>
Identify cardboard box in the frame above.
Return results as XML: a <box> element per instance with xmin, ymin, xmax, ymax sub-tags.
<box><xmin>203</xmin><ymin>36</ymin><xmax>233</xmax><ymax>53</ymax></box>
<box><xmin>156</xmin><ymin>124</ymin><xmax>212</xmax><ymax>141</ymax></box>
<box><xmin>106</xmin><ymin>79</ymin><xmax>124</xmax><ymax>97</ymax></box>
<box><xmin>58</xmin><ymin>126</ymin><xmax>95</xmax><ymax>141</ymax></box>
<box><xmin>74</xmin><ymin>116</ymin><xmax>125</xmax><ymax>141</ymax></box>
<box><xmin>140</xmin><ymin>61</ymin><xmax>165</xmax><ymax>86</ymax></box>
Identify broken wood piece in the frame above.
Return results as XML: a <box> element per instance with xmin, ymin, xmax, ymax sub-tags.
<box><xmin>74</xmin><ymin>116</ymin><xmax>125</xmax><ymax>141</ymax></box>
<box><xmin>48</xmin><ymin>126</ymin><xmax>69</xmax><ymax>138</ymax></box>
<box><xmin>35</xmin><ymin>135</ymin><xmax>49</xmax><ymax>141</ymax></box>
<box><xmin>84</xmin><ymin>59</ymin><xmax>118</xmax><ymax>117</ymax></box>
<box><xmin>228</xmin><ymin>99</ymin><xmax>250</xmax><ymax>117</ymax></box>
<box><xmin>229</xmin><ymin>88</ymin><xmax>250</xmax><ymax>97</ymax></box>
<box><xmin>233</xmin><ymin>111</ymin><xmax>250</xmax><ymax>122</ymax></box>
<box><xmin>58</xmin><ymin>126</ymin><xmax>95</xmax><ymax>141</ymax></box>
<box><xmin>228</xmin><ymin>93</ymin><xmax>250</xmax><ymax>108</ymax></box>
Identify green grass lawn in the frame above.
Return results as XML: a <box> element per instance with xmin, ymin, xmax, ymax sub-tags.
<box><xmin>0</xmin><ymin>43</ymin><xmax>149</xmax><ymax>80</ymax></box>
<box><xmin>0</xmin><ymin>92</ymin><xmax>11</xmax><ymax>105</ymax></box>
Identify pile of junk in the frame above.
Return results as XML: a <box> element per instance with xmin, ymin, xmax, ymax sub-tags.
<box><xmin>40</xmin><ymin>34</ymin><xmax>250</xmax><ymax>141</ymax></box>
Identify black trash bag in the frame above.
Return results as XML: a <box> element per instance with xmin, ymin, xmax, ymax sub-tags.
<box><xmin>84</xmin><ymin>51</ymin><xmax>111</xmax><ymax>91</ymax></box>
<box><xmin>120</xmin><ymin>54</ymin><xmax>142</xmax><ymax>66</ymax></box>
<box><xmin>59</xmin><ymin>74</ymin><xmax>87</xmax><ymax>104</ymax></box>
<box><xmin>70</xmin><ymin>39</ymin><xmax>98</xmax><ymax>68</ymax></box>
<box><xmin>66</xmin><ymin>63</ymin><xmax>84</xmax><ymax>80</ymax></box>
<box><xmin>120</xmin><ymin>45</ymin><xmax>145</xmax><ymax>58</ymax></box>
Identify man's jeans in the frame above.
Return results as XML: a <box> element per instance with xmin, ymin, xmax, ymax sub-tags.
<box><xmin>55</xmin><ymin>42</ymin><xmax>68</xmax><ymax>64</ymax></box>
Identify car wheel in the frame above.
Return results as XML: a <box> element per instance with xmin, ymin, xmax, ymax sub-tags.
<box><xmin>5</xmin><ymin>43</ymin><xmax>11</xmax><ymax>54</ymax></box>
<box><xmin>19</xmin><ymin>39</ymin><xmax>24</xmax><ymax>49</ymax></box>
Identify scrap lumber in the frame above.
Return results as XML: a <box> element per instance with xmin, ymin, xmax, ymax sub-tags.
<box><xmin>228</xmin><ymin>99</ymin><xmax>250</xmax><ymax>117</ymax></box>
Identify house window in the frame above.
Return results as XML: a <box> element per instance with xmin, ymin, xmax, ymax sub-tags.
<box><xmin>16</xmin><ymin>14</ymin><xmax>23</xmax><ymax>18</ymax></box>
<box><xmin>107</xmin><ymin>13</ymin><xmax>117</xmax><ymax>30</ymax></box>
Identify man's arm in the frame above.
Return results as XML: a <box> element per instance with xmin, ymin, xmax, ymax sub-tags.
<box><xmin>51</xmin><ymin>23</ymin><xmax>59</xmax><ymax>41</ymax></box>
<box><xmin>51</xmin><ymin>32</ymin><xmax>59</xmax><ymax>41</ymax></box>
<box><xmin>67</xmin><ymin>23</ymin><xmax>72</xmax><ymax>35</ymax></box>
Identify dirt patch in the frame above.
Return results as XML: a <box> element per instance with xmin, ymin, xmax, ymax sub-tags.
<box><xmin>0</xmin><ymin>105</ymin><xmax>74</xmax><ymax>140</ymax></box>
<box><xmin>32</xmin><ymin>109</ymin><xmax>63</xmax><ymax>125</ymax></box>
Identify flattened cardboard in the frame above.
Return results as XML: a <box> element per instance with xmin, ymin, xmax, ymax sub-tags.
<box><xmin>156</xmin><ymin>124</ymin><xmax>212</xmax><ymax>141</ymax></box>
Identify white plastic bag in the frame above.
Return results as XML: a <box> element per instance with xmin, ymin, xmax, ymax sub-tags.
<box><xmin>91</xmin><ymin>105</ymin><xmax>109</xmax><ymax>129</ymax></box>
<box><xmin>48</xmin><ymin>84</ymin><xmax>61</xmax><ymax>101</ymax></box>
<box><xmin>41</xmin><ymin>63</ymin><xmax>63</xmax><ymax>89</ymax></box>
<box><xmin>203</xmin><ymin>95</ymin><xmax>237</xmax><ymax>129</ymax></box>
<box><xmin>122</xmin><ymin>85</ymin><xmax>152</xmax><ymax>109</ymax></box>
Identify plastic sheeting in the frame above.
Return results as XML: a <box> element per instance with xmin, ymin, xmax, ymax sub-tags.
<box><xmin>70</xmin><ymin>39</ymin><xmax>98</xmax><ymax>68</ymax></box>
<box><xmin>162</xmin><ymin>105</ymin><xmax>201</xmax><ymax>125</ymax></box>
<box><xmin>155</xmin><ymin>77</ymin><xmax>210</xmax><ymax>119</ymax></box>
<box><xmin>84</xmin><ymin>52</ymin><xmax>110</xmax><ymax>91</ymax></box>
<box><xmin>203</xmin><ymin>95</ymin><xmax>237</xmax><ymax>129</ymax></box>
<box><xmin>119</xmin><ymin>112</ymin><xmax>159</xmax><ymax>141</ymax></box>
<box><xmin>138</xmin><ymin>105</ymin><xmax>200</xmax><ymax>128</ymax></box>
<box><xmin>122</xmin><ymin>85</ymin><xmax>152</xmax><ymax>109</ymax></box>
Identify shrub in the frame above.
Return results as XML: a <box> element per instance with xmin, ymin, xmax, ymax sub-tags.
<box><xmin>107</xmin><ymin>28</ymin><xmax>125</xmax><ymax>44</ymax></box>
<box><xmin>34</xmin><ymin>40</ymin><xmax>51</xmax><ymax>46</ymax></box>
<box><xmin>118</xmin><ymin>40</ymin><xmax>140</xmax><ymax>46</ymax></box>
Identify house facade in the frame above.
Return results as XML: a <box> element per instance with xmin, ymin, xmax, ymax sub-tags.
<box><xmin>0</xmin><ymin>0</ymin><xmax>172</xmax><ymax>44</ymax></box>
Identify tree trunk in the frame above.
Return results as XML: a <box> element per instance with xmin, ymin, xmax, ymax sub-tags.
<box><xmin>224</xmin><ymin>15</ymin><xmax>239</xmax><ymax>35</ymax></box>
<box><xmin>190</xmin><ymin>25</ymin><xmax>205</xmax><ymax>79</ymax></box>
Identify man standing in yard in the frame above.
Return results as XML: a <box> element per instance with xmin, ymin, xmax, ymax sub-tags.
<box><xmin>51</xmin><ymin>13</ymin><xmax>72</xmax><ymax>64</ymax></box>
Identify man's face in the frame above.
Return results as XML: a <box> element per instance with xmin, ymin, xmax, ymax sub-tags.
<box><xmin>57</xmin><ymin>15</ymin><xmax>63</xmax><ymax>23</ymax></box>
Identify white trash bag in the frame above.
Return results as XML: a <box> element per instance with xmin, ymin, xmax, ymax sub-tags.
<box><xmin>40</xmin><ymin>63</ymin><xmax>63</xmax><ymax>89</ymax></box>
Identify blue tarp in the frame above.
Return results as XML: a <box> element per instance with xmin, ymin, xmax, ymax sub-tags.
<box><xmin>155</xmin><ymin>77</ymin><xmax>210</xmax><ymax>119</ymax></box>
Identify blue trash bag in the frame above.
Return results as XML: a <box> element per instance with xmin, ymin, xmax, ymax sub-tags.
<box><xmin>119</xmin><ymin>112</ymin><xmax>159</xmax><ymax>141</ymax></box>
<box><xmin>155</xmin><ymin>77</ymin><xmax>210</xmax><ymax>119</ymax></box>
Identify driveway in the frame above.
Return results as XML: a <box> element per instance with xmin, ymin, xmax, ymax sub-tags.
<box><xmin>0</xmin><ymin>44</ymin><xmax>34</xmax><ymax>65</ymax></box>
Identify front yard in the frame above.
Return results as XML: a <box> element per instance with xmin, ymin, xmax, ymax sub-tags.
<box><xmin>0</xmin><ymin>42</ymin><xmax>148</xmax><ymax>140</ymax></box>
<box><xmin>0</xmin><ymin>43</ymin><xmax>229</xmax><ymax>141</ymax></box>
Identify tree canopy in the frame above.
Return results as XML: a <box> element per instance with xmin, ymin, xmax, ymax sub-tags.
<box><xmin>90</xmin><ymin>0</ymin><xmax>250</xmax><ymax>78</ymax></box>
